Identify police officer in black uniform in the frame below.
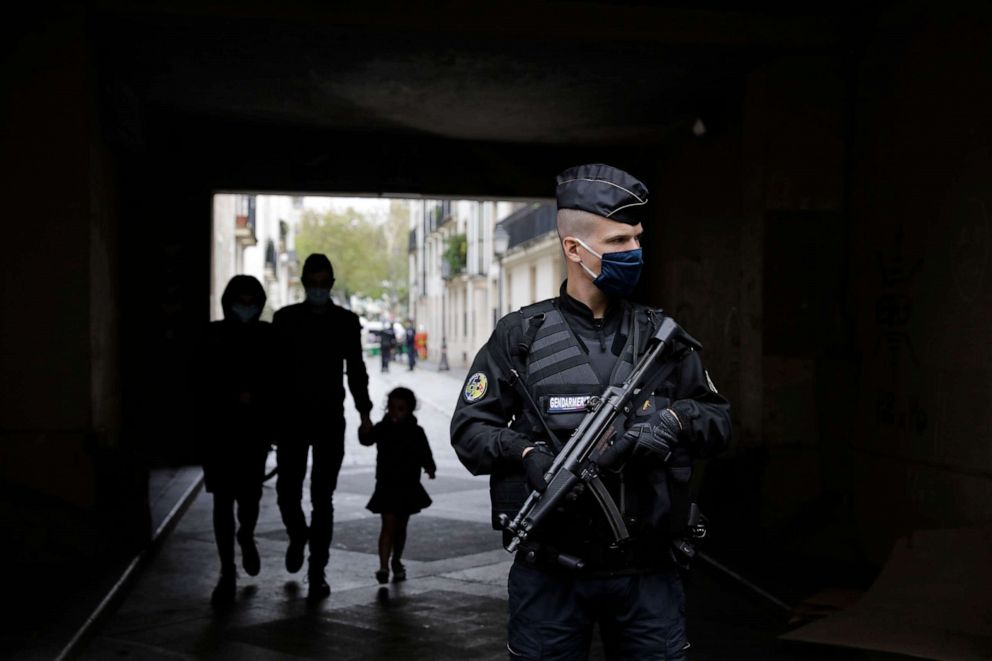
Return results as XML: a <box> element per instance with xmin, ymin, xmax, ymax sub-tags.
<box><xmin>451</xmin><ymin>164</ymin><xmax>732</xmax><ymax>660</ymax></box>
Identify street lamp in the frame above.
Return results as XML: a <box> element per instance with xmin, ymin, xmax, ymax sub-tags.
<box><xmin>439</xmin><ymin>258</ymin><xmax>451</xmax><ymax>371</ymax></box>
<box><xmin>493</xmin><ymin>223</ymin><xmax>510</xmax><ymax>320</ymax></box>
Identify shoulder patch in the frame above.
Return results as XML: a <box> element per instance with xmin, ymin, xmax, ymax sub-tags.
<box><xmin>464</xmin><ymin>372</ymin><xmax>489</xmax><ymax>402</ymax></box>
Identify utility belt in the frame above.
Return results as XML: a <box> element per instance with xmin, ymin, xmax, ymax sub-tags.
<box><xmin>511</xmin><ymin>502</ymin><xmax>708</xmax><ymax>576</ymax></box>
<box><xmin>513</xmin><ymin>537</ymin><xmax>675</xmax><ymax>577</ymax></box>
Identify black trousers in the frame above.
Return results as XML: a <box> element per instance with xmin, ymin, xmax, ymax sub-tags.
<box><xmin>507</xmin><ymin>561</ymin><xmax>688</xmax><ymax>661</ymax></box>
<box><xmin>212</xmin><ymin>486</ymin><xmax>262</xmax><ymax>575</ymax></box>
<box><xmin>203</xmin><ymin>438</ymin><xmax>268</xmax><ymax>575</ymax></box>
<box><xmin>276</xmin><ymin>421</ymin><xmax>345</xmax><ymax>573</ymax></box>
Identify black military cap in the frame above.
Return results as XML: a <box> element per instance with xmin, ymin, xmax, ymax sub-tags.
<box><xmin>555</xmin><ymin>163</ymin><xmax>649</xmax><ymax>226</ymax></box>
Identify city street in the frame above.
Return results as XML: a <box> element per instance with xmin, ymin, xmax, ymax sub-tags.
<box><xmin>77</xmin><ymin>357</ymin><xmax>911</xmax><ymax>660</ymax></box>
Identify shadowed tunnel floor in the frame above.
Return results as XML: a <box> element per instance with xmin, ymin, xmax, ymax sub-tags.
<box><xmin>78</xmin><ymin>360</ymin><xmax>916</xmax><ymax>660</ymax></box>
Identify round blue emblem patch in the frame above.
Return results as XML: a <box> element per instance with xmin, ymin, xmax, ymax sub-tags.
<box><xmin>464</xmin><ymin>372</ymin><xmax>489</xmax><ymax>402</ymax></box>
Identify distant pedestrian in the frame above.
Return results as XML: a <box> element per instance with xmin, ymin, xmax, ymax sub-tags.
<box><xmin>359</xmin><ymin>387</ymin><xmax>436</xmax><ymax>584</ymax></box>
<box><xmin>196</xmin><ymin>275</ymin><xmax>274</xmax><ymax>607</ymax></box>
<box><xmin>379</xmin><ymin>324</ymin><xmax>395</xmax><ymax>373</ymax></box>
<box><xmin>405</xmin><ymin>321</ymin><xmax>416</xmax><ymax>371</ymax></box>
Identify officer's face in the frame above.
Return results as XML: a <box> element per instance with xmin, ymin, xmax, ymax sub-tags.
<box><xmin>565</xmin><ymin>220</ymin><xmax>643</xmax><ymax>267</ymax></box>
<box><xmin>590</xmin><ymin>221</ymin><xmax>643</xmax><ymax>255</ymax></box>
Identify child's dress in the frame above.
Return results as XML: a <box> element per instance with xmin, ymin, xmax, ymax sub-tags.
<box><xmin>362</xmin><ymin>414</ymin><xmax>436</xmax><ymax>515</ymax></box>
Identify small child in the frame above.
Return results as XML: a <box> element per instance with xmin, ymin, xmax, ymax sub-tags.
<box><xmin>359</xmin><ymin>387</ymin><xmax>436</xmax><ymax>583</ymax></box>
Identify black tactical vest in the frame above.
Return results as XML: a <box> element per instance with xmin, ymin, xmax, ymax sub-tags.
<box><xmin>498</xmin><ymin>298</ymin><xmax>689</xmax><ymax>551</ymax></box>
<box><xmin>513</xmin><ymin>299</ymin><xmax>642</xmax><ymax>444</ymax></box>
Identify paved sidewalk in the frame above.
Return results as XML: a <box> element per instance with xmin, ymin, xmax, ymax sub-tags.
<box><xmin>80</xmin><ymin>358</ymin><xmax>514</xmax><ymax>661</ymax></box>
<box><xmin>78</xmin><ymin>358</ymin><xmax>914</xmax><ymax>660</ymax></box>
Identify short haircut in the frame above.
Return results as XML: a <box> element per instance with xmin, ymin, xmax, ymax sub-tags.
<box><xmin>388</xmin><ymin>386</ymin><xmax>417</xmax><ymax>410</ymax></box>
<box><xmin>302</xmin><ymin>253</ymin><xmax>334</xmax><ymax>279</ymax></box>
<box><xmin>556</xmin><ymin>208</ymin><xmax>601</xmax><ymax>241</ymax></box>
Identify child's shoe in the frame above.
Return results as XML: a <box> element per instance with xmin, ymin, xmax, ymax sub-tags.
<box><xmin>375</xmin><ymin>568</ymin><xmax>389</xmax><ymax>584</ymax></box>
<box><xmin>391</xmin><ymin>560</ymin><xmax>406</xmax><ymax>582</ymax></box>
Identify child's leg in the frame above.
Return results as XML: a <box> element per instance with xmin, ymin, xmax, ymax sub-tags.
<box><xmin>378</xmin><ymin>514</ymin><xmax>396</xmax><ymax>571</ymax></box>
<box><xmin>392</xmin><ymin>514</ymin><xmax>410</xmax><ymax>565</ymax></box>
<box><xmin>212</xmin><ymin>493</ymin><xmax>236</xmax><ymax>575</ymax></box>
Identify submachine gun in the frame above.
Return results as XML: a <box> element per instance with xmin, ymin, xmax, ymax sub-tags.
<box><xmin>499</xmin><ymin>317</ymin><xmax>704</xmax><ymax>568</ymax></box>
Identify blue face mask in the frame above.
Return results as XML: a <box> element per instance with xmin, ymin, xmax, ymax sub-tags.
<box><xmin>230</xmin><ymin>303</ymin><xmax>259</xmax><ymax>323</ymax></box>
<box><xmin>306</xmin><ymin>287</ymin><xmax>331</xmax><ymax>306</ymax></box>
<box><xmin>575</xmin><ymin>238</ymin><xmax>643</xmax><ymax>298</ymax></box>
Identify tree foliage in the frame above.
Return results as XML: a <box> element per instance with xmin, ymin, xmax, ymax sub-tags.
<box><xmin>295</xmin><ymin>203</ymin><xmax>409</xmax><ymax>303</ymax></box>
<box><xmin>383</xmin><ymin>200</ymin><xmax>411</xmax><ymax>305</ymax></box>
<box><xmin>444</xmin><ymin>233</ymin><xmax>467</xmax><ymax>278</ymax></box>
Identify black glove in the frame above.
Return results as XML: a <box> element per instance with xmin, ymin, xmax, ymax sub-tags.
<box><xmin>597</xmin><ymin>408</ymin><xmax>683</xmax><ymax>469</ymax></box>
<box><xmin>522</xmin><ymin>443</ymin><xmax>555</xmax><ymax>492</ymax></box>
<box><xmin>641</xmin><ymin>407</ymin><xmax>682</xmax><ymax>459</ymax></box>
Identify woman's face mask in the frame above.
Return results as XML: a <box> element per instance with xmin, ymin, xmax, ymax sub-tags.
<box><xmin>574</xmin><ymin>237</ymin><xmax>643</xmax><ymax>298</ymax></box>
<box><xmin>230</xmin><ymin>303</ymin><xmax>259</xmax><ymax>323</ymax></box>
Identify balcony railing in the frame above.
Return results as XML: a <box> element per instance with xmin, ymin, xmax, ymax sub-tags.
<box><xmin>499</xmin><ymin>202</ymin><xmax>556</xmax><ymax>251</ymax></box>
<box><xmin>426</xmin><ymin>200</ymin><xmax>453</xmax><ymax>232</ymax></box>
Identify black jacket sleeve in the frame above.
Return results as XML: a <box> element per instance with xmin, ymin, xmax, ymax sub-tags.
<box><xmin>344</xmin><ymin>312</ymin><xmax>373</xmax><ymax>415</ymax></box>
<box><xmin>450</xmin><ymin>318</ymin><xmax>533</xmax><ymax>476</ymax></box>
<box><xmin>668</xmin><ymin>349</ymin><xmax>732</xmax><ymax>458</ymax></box>
<box><xmin>418</xmin><ymin>426</ymin><xmax>437</xmax><ymax>475</ymax></box>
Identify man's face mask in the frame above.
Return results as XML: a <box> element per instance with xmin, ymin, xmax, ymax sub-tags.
<box><xmin>574</xmin><ymin>237</ymin><xmax>643</xmax><ymax>298</ymax></box>
<box><xmin>230</xmin><ymin>303</ymin><xmax>259</xmax><ymax>323</ymax></box>
<box><xmin>306</xmin><ymin>287</ymin><xmax>331</xmax><ymax>306</ymax></box>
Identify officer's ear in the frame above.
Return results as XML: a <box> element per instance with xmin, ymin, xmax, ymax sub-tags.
<box><xmin>560</xmin><ymin>236</ymin><xmax>584</xmax><ymax>263</ymax></box>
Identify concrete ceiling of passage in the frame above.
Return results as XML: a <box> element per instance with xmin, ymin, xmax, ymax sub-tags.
<box><xmin>91</xmin><ymin>1</ymin><xmax>849</xmax><ymax>148</ymax></box>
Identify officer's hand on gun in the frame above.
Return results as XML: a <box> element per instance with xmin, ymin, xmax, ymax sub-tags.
<box><xmin>596</xmin><ymin>407</ymin><xmax>683</xmax><ymax>470</ymax></box>
<box><xmin>521</xmin><ymin>442</ymin><xmax>555</xmax><ymax>492</ymax></box>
